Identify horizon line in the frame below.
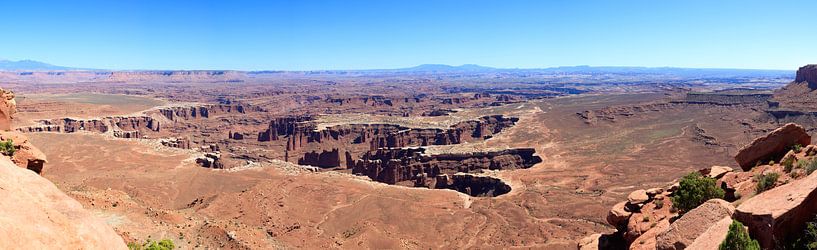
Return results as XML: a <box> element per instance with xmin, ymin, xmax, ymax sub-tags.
<box><xmin>0</xmin><ymin>60</ymin><xmax>799</xmax><ymax>72</ymax></box>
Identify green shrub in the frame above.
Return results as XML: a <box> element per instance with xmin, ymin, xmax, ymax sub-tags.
<box><xmin>786</xmin><ymin>215</ymin><xmax>817</xmax><ymax>249</ymax></box>
<box><xmin>127</xmin><ymin>239</ymin><xmax>175</xmax><ymax>250</ymax></box>
<box><xmin>794</xmin><ymin>144</ymin><xmax>804</xmax><ymax>153</ymax></box>
<box><xmin>0</xmin><ymin>139</ymin><xmax>14</xmax><ymax>156</ymax></box>
<box><xmin>800</xmin><ymin>158</ymin><xmax>817</xmax><ymax>176</ymax></box>
<box><xmin>654</xmin><ymin>199</ymin><xmax>664</xmax><ymax>209</ymax></box>
<box><xmin>755</xmin><ymin>172</ymin><xmax>779</xmax><ymax>194</ymax></box>
<box><xmin>784</xmin><ymin>157</ymin><xmax>796</xmax><ymax>173</ymax></box>
<box><xmin>671</xmin><ymin>172</ymin><xmax>725</xmax><ymax>213</ymax></box>
<box><xmin>719</xmin><ymin>220</ymin><xmax>760</xmax><ymax>250</ymax></box>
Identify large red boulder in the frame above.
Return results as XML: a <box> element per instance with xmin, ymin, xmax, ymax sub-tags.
<box><xmin>734</xmin><ymin>170</ymin><xmax>817</xmax><ymax>248</ymax></box>
<box><xmin>734</xmin><ymin>123</ymin><xmax>811</xmax><ymax>170</ymax></box>
<box><xmin>655</xmin><ymin>199</ymin><xmax>734</xmax><ymax>250</ymax></box>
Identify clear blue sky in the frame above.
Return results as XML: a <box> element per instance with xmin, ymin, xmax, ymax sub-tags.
<box><xmin>0</xmin><ymin>0</ymin><xmax>813</xmax><ymax>70</ymax></box>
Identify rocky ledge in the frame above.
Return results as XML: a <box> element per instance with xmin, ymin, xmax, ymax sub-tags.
<box><xmin>584</xmin><ymin>122</ymin><xmax>817</xmax><ymax>249</ymax></box>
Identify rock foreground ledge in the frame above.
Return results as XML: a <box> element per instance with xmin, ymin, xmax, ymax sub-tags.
<box><xmin>0</xmin><ymin>156</ymin><xmax>126</xmax><ymax>249</ymax></box>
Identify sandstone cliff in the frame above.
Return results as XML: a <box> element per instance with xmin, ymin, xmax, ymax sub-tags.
<box><xmin>771</xmin><ymin>64</ymin><xmax>817</xmax><ymax>111</ymax></box>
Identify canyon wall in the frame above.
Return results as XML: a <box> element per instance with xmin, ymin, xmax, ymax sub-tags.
<box><xmin>795</xmin><ymin>64</ymin><xmax>817</xmax><ymax>89</ymax></box>
<box><xmin>352</xmin><ymin>147</ymin><xmax>541</xmax><ymax>185</ymax></box>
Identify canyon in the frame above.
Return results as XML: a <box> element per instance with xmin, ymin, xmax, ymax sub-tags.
<box><xmin>1</xmin><ymin>64</ymin><xmax>810</xmax><ymax>249</ymax></box>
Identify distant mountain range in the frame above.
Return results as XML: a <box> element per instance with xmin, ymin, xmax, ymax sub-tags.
<box><xmin>0</xmin><ymin>60</ymin><xmax>84</xmax><ymax>71</ymax></box>
<box><xmin>0</xmin><ymin>59</ymin><xmax>794</xmax><ymax>78</ymax></box>
<box><xmin>394</xmin><ymin>64</ymin><xmax>497</xmax><ymax>72</ymax></box>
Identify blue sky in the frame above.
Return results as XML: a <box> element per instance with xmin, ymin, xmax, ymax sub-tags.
<box><xmin>0</xmin><ymin>0</ymin><xmax>814</xmax><ymax>70</ymax></box>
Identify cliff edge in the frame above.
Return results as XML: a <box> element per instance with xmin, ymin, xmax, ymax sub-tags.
<box><xmin>0</xmin><ymin>87</ymin><xmax>126</xmax><ymax>249</ymax></box>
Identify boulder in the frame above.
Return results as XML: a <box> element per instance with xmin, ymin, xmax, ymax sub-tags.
<box><xmin>717</xmin><ymin>171</ymin><xmax>753</xmax><ymax>201</ymax></box>
<box><xmin>607</xmin><ymin>201</ymin><xmax>632</xmax><ymax>227</ymax></box>
<box><xmin>0</xmin><ymin>157</ymin><xmax>126</xmax><ymax>249</ymax></box>
<box><xmin>646</xmin><ymin>187</ymin><xmax>664</xmax><ymax>196</ymax></box>
<box><xmin>734</xmin><ymin>170</ymin><xmax>817</xmax><ymax>249</ymax></box>
<box><xmin>684</xmin><ymin>217</ymin><xmax>732</xmax><ymax>250</ymax></box>
<box><xmin>667</xmin><ymin>182</ymin><xmax>680</xmax><ymax>193</ymax></box>
<box><xmin>655</xmin><ymin>199</ymin><xmax>735</xmax><ymax>250</ymax></box>
<box><xmin>629</xmin><ymin>219</ymin><xmax>670</xmax><ymax>250</ymax></box>
<box><xmin>628</xmin><ymin>189</ymin><xmax>649</xmax><ymax>204</ymax></box>
<box><xmin>702</xmin><ymin>166</ymin><xmax>732</xmax><ymax>179</ymax></box>
<box><xmin>805</xmin><ymin>144</ymin><xmax>817</xmax><ymax>156</ymax></box>
<box><xmin>577</xmin><ymin>234</ymin><xmax>601</xmax><ymax>250</ymax></box>
<box><xmin>734</xmin><ymin>123</ymin><xmax>811</xmax><ymax>170</ymax></box>
<box><xmin>0</xmin><ymin>89</ymin><xmax>14</xmax><ymax>131</ymax></box>
<box><xmin>0</xmin><ymin>131</ymin><xmax>47</xmax><ymax>174</ymax></box>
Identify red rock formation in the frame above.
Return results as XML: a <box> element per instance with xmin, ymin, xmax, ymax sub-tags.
<box><xmin>196</xmin><ymin>152</ymin><xmax>224</xmax><ymax>169</ymax></box>
<box><xmin>771</xmin><ymin>64</ymin><xmax>817</xmax><ymax>111</ymax></box>
<box><xmin>734</xmin><ymin>123</ymin><xmax>811</xmax><ymax>170</ymax></box>
<box><xmin>62</xmin><ymin>118</ymin><xmax>109</xmax><ymax>133</ymax></box>
<box><xmin>160</xmin><ymin>138</ymin><xmax>191</xmax><ymax>149</ymax></box>
<box><xmin>352</xmin><ymin>147</ymin><xmax>541</xmax><ymax>188</ymax></box>
<box><xmin>0</xmin><ymin>157</ymin><xmax>127</xmax><ymax>249</ymax></box>
<box><xmin>0</xmin><ymin>89</ymin><xmax>15</xmax><ymax>130</ymax></box>
<box><xmin>0</xmin><ymin>89</ymin><xmax>47</xmax><ymax>174</ymax></box>
<box><xmin>259</xmin><ymin>115</ymin><xmax>517</xmax><ymax>150</ymax></box>
<box><xmin>257</xmin><ymin>115</ymin><xmax>313</xmax><ymax>142</ymax></box>
<box><xmin>0</xmin><ymin>131</ymin><xmax>47</xmax><ymax>174</ymax></box>
<box><xmin>434</xmin><ymin>173</ymin><xmax>512</xmax><ymax>197</ymax></box>
<box><xmin>795</xmin><ymin>64</ymin><xmax>817</xmax><ymax>89</ymax></box>
<box><xmin>734</xmin><ymin>170</ymin><xmax>817</xmax><ymax>248</ymax></box>
<box><xmin>20</xmin><ymin>116</ymin><xmax>161</xmax><ymax>138</ymax></box>
<box><xmin>655</xmin><ymin>199</ymin><xmax>734</xmax><ymax>250</ymax></box>
<box><xmin>159</xmin><ymin>104</ymin><xmax>255</xmax><ymax>121</ymax></box>
<box><xmin>298</xmin><ymin>149</ymin><xmax>341</xmax><ymax>168</ymax></box>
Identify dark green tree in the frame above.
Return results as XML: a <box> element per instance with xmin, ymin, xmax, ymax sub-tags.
<box><xmin>719</xmin><ymin>220</ymin><xmax>760</xmax><ymax>250</ymax></box>
<box><xmin>671</xmin><ymin>172</ymin><xmax>724</xmax><ymax>212</ymax></box>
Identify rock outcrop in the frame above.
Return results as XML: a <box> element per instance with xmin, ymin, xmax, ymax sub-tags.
<box><xmin>655</xmin><ymin>199</ymin><xmax>734</xmax><ymax>250</ymax></box>
<box><xmin>0</xmin><ymin>157</ymin><xmax>127</xmax><ymax>249</ymax></box>
<box><xmin>734</xmin><ymin>123</ymin><xmax>810</xmax><ymax>170</ymax></box>
<box><xmin>196</xmin><ymin>152</ymin><xmax>224</xmax><ymax>169</ymax></box>
<box><xmin>734</xmin><ymin>170</ymin><xmax>817</xmax><ymax>248</ymax></box>
<box><xmin>590</xmin><ymin>122</ymin><xmax>817</xmax><ymax>249</ymax></box>
<box><xmin>795</xmin><ymin>64</ymin><xmax>817</xmax><ymax>89</ymax></box>
<box><xmin>353</xmin><ymin>147</ymin><xmax>541</xmax><ymax>186</ymax></box>
<box><xmin>159</xmin><ymin>104</ymin><xmax>256</xmax><ymax>121</ymax></box>
<box><xmin>434</xmin><ymin>173</ymin><xmax>512</xmax><ymax>197</ymax></box>
<box><xmin>298</xmin><ymin>149</ymin><xmax>341</xmax><ymax>168</ymax></box>
<box><xmin>0</xmin><ymin>89</ymin><xmax>14</xmax><ymax>130</ymax></box>
<box><xmin>258</xmin><ymin>115</ymin><xmax>517</xmax><ymax>150</ymax></box>
<box><xmin>0</xmin><ymin>88</ymin><xmax>47</xmax><ymax>174</ymax></box>
<box><xmin>0</xmin><ymin>131</ymin><xmax>47</xmax><ymax>174</ymax></box>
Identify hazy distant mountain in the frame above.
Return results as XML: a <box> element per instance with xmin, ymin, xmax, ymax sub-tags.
<box><xmin>0</xmin><ymin>60</ymin><xmax>78</xmax><ymax>71</ymax></box>
<box><xmin>542</xmin><ymin>65</ymin><xmax>793</xmax><ymax>78</ymax></box>
<box><xmin>395</xmin><ymin>64</ymin><xmax>496</xmax><ymax>72</ymax></box>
